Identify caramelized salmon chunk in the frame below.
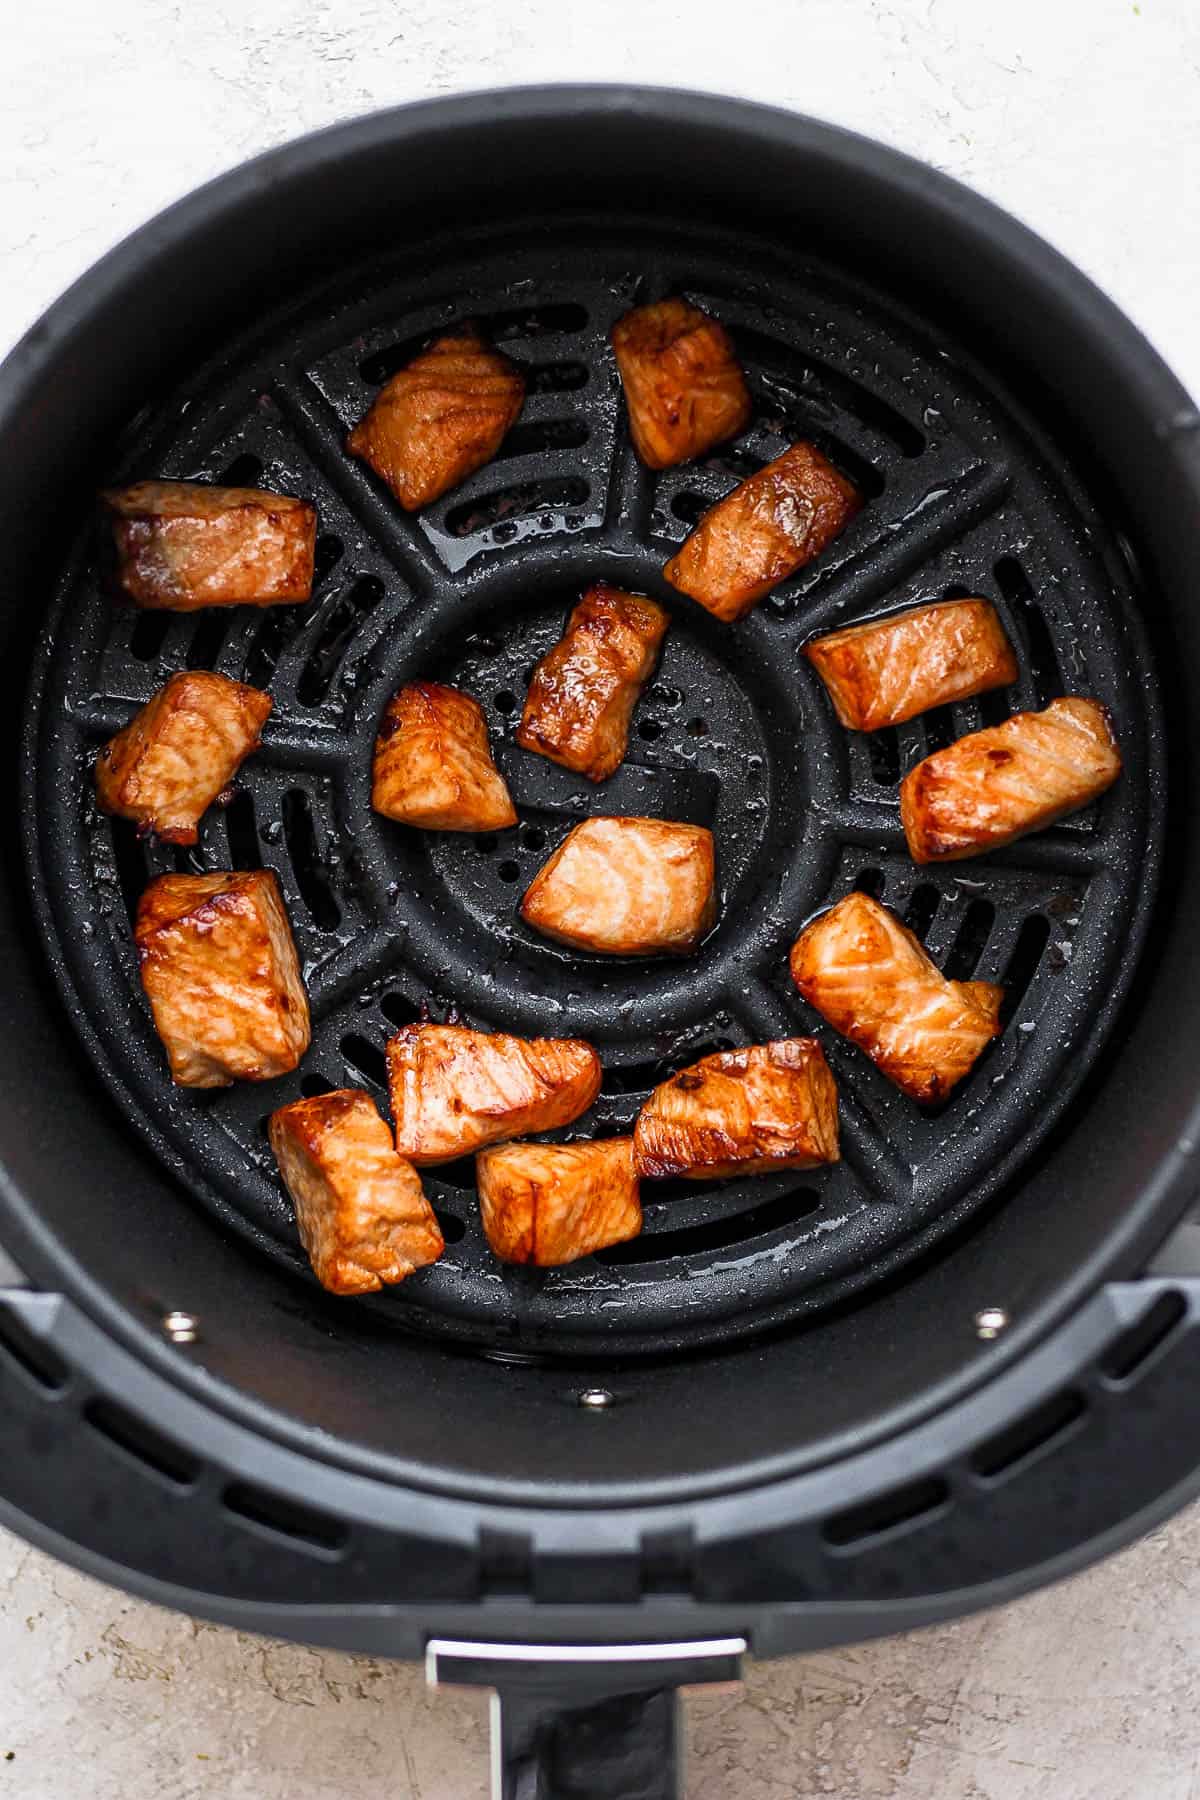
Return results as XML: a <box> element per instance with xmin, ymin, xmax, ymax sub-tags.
<box><xmin>477</xmin><ymin>1138</ymin><xmax>641</xmax><ymax>1266</ymax></box>
<box><xmin>634</xmin><ymin>1039</ymin><xmax>839</xmax><ymax>1179</ymax></box>
<box><xmin>347</xmin><ymin>325</ymin><xmax>525</xmax><ymax>511</ymax></box>
<box><xmin>611</xmin><ymin>297</ymin><xmax>752</xmax><ymax>470</ymax></box>
<box><xmin>96</xmin><ymin>671</ymin><xmax>272</xmax><ymax>844</ymax></box>
<box><xmin>372</xmin><ymin>681</ymin><xmax>517</xmax><ymax>832</ymax></box>
<box><xmin>805</xmin><ymin>598</ymin><xmax>1018</xmax><ymax>731</ymax></box>
<box><xmin>387</xmin><ymin>1024</ymin><xmax>601</xmax><ymax>1166</ymax></box>
<box><xmin>521</xmin><ymin>817</ymin><xmax>716</xmax><ymax>956</ymax></box>
<box><xmin>900</xmin><ymin>697</ymin><xmax>1122</xmax><ymax>864</ymax></box>
<box><xmin>269</xmin><ymin>1089</ymin><xmax>444</xmax><ymax>1296</ymax></box>
<box><xmin>136</xmin><ymin>870</ymin><xmax>310</xmax><ymax>1088</ymax></box>
<box><xmin>790</xmin><ymin>891</ymin><xmax>1001</xmax><ymax>1103</ymax></box>
<box><xmin>663</xmin><ymin>442</ymin><xmax>861</xmax><ymax>621</ymax></box>
<box><xmin>102</xmin><ymin>480</ymin><xmax>317</xmax><ymax>609</ymax></box>
<box><xmin>516</xmin><ymin>585</ymin><xmax>670</xmax><ymax>781</ymax></box>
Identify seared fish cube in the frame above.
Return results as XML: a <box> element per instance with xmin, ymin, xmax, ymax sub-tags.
<box><xmin>805</xmin><ymin>598</ymin><xmax>1018</xmax><ymax>731</ymax></box>
<box><xmin>611</xmin><ymin>297</ymin><xmax>751</xmax><ymax>470</ymax></box>
<box><xmin>387</xmin><ymin>1024</ymin><xmax>601</xmax><ymax>1165</ymax></box>
<box><xmin>269</xmin><ymin>1089</ymin><xmax>444</xmax><ymax>1296</ymax></box>
<box><xmin>96</xmin><ymin>670</ymin><xmax>272</xmax><ymax>844</ymax></box>
<box><xmin>102</xmin><ymin>480</ymin><xmax>317</xmax><ymax>610</ymax></box>
<box><xmin>372</xmin><ymin>681</ymin><xmax>517</xmax><ymax>832</ymax></box>
<box><xmin>790</xmin><ymin>891</ymin><xmax>1001</xmax><ymax>1104</ymax></box>
<box><xmin>347</xmin><ymin>325</ymin><xmax>525</xmax><ymax>511</ymax></box>
<box><xmin>634</xmin><ymin>1039</ymin><xmax>839</xmax><ymax>1179</ymax></box>
<box><xmin>476</xmin><ymin>1138</ymin><xmax>641</xmax><ymax>1266</ymax></box>
<box><xmin>517</xmin><ymin>584</ymin><xmax>670</xmax><ymax>782</ymax></box>
<box><xmin>136</xmin><ymin>870</ymin><xmax>310</xmax><ymax>1087</ymax></box>
<box><xmin>901</xmin><ymin>696</ymin><xmax>1122</xmax><ymax>864</ymax></box>
<box><xmin>664</xmin><ymin>442</ymin><xmax>861</xmax><ymax>621</ymax></box>
<box><xmin>520</xmin><ymin>817</ymin><xmax>716</xmax><ymax>956</ymax></box>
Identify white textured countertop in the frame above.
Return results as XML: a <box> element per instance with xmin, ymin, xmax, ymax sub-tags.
<box><xmin>4</xmin><ymin>2</ymin><xmax>1199</xmax><ymax>1795</ymax></box>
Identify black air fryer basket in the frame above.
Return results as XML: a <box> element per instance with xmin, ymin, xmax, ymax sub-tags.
<box><xmin>2</xmin><ymin>87</ymin><xmax>1200</xmax><ymax>1796</ymax></box>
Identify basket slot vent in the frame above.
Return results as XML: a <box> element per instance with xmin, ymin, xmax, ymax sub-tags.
<box><xmin>823</xmin><ymin>1473</ymin><xmax>949</xmax><ymax>1549</ymax></box>
<box><xmin>995</xmin><ymin>556</ymin><xmax>1062</xmax><ymax>705</ymax></box>
<box><xmin>0</xmin><ymin>1307</ymin><xmax>70</xmax><ymax>1393</ymax></box>
<box><xmin>84</xmin><ymin>1396</ymin><xmax>200</xmax><ymax>1488</ymax></box>
<box><xmin>943</xmin><ymin>899</ymin><xmax>997</xmax><ymax>981</ymax></box>
<box><xmin>223</xmin><ymin>1481</ymin><xmax>348</xmax><ymax>1554</ymax></box>
<box><xmin>224</xmin><ymin>788</ymin><xmax>260</xmax><ymax>870</ymax></box>
<box><xmin>445</xmin><ymin>476</ymin><xmax>589</xmax><ymax>539</ymax></box>
<box><xmin>970</xmin><ymin>1387</ymin><xmax>1086</xmax><ymax>1482</ymax></box>
<box><xmin>282</xmin><ymin>788</ymin><xmax>341</xmax><ymax>929</ymax></box>
<box><xmin>1100</xmin><ymin>1290</ymin><xmax>1188</xmax><ymax>1384</ymax></box>
<box><xmin>594</xmin><ymin>1187</ymin><xmax>819</xmax><ymax>1266</ymax></box>
<box><xmin>998</xmin><ymin>914</ymin><xmax>1051</xmax><ymax>1025</ymax></box>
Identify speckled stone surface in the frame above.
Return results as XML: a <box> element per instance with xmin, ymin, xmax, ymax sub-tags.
<box><xmin>4</xmin><ymin>1</ymin><xmax>1199</xmax><ymax>1794</ymax></box>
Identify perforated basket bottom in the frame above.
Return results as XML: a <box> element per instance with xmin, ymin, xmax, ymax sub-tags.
<box><xmin>25</xmin><ymin>213</ymin><xmax>1163</xmax><ymax>1356</ymax></box>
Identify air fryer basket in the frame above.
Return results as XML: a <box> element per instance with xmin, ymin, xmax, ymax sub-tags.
<box><xmin>2</xmin><ymin>86</ymin><xmax>1200</xmax><ymax>1795</ymax></box>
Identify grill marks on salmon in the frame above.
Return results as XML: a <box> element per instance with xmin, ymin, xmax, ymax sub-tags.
<box><xmin>611</xmin><ymin>297</ymin><xmax>752</xmax><ymax>471</ymax></box>
<box><xmin>516</xmin><ymin>584</ymin><xmax>670</xmax><ymax>782</ymax></box>
<box><xmin>790</xmin><ymin>891</ymin><xmax>1002</xmax><ymax>1103</ymax></box>
<box><xmin>387</xmin><ymin>1024</ymin><xmax>601</xmax><ymax>1165</ymax></box>
<box><xmin>520</xmin><ymin>817</ymin><xmax>717</xmax><ymax>956</ymax></box>
<box><xmin>269</xmin><ymin>1089</ymin><xmax>444</xmax><ymax>1295</ymax></box>
<box><xmin>663</xmin><ymin>441</ymin><xmax>862</xmax><ymax>621</ymax></box>
<box><xmin>634</xmin><ymin>1039</ymin><xmax>839</xmax><ymax>1179</ymax></box>
<box><xmin>476</xmin><ymin>1138</ymin><xmax>642</xmax><ymax>1265</ymax></box>
<box><xmin>805</xmin><ymin>598</ymin><xmax>1018</xmax><ymax>731</ymax></box>
<box><xmin>900</xmin><ymin>697</ymin><xmax>1122</xmax><ymax>863</ymax></box>
<box><xmin>372</xmin><ymin>681</ymin><xmax>517</xmax><ymax>832</ymax></box>
<box><xmin>102</xmin><ymin>480</ymin><xmax>317</xmax><ymax>610</ymax></box>
<box><xmin>347</xmin><ymin>325</ymin><xmax>526</xmax><ymax>511</ymax></box>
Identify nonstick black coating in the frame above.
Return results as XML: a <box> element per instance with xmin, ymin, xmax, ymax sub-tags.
<box><xmin>25</xmin><ymin>214</ymin><xmax>1162</xmax><ymax>1355</ymax></box>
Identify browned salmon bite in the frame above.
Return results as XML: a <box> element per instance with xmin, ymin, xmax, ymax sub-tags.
<box><xmin>790</xmin><ymin>891</ymin><xmax>1002</xmax><ymax>1104</ymax></box>
<box><xmin>387</xmin><ymin>1024</ymin><xmax>601</xmax><ymax>1165</ymax></box>
<box><xmin>520</xmin><ymin>816</ymin><xmax>717</xmax><ymax>956</ymax></box>
<box><xmin>372</xmin><ymin>681</ymin><xmax>517</xmax><ymax>832</ymax></box>
<box><xmin>269</xmin><ymin>1089</ymin><xmax>444</xmax><ymax>1296</ymax></box>
<box><xmin>517</xmin><ymin>584</ymin><xmax>670</xmax><ymax>782</ymax></box>
<box><xmin>347</xmin><ymin>325</ymin><xmax>526</xmax><ymax>511</ymax></box>
<box><xmin>663</xmin><ymin>442</ymin><xmax>862</xmax><ymax>621</ymax></box>
<box><xmin>900</xmin><ymin>696</ymin><xmax>1122</xmax><ymax>864</ymax></box>
<box><xmin>634</xmin><ymin>1039</ymin><xmax>840</xmax><ymax>1179</ymax></box>
<box><xmin>95</xmin><ymin>670</ymin><xmax>272</xmax><ymax>844</ymax></box>
<box><xmin>476</xmin><ymin>1138</ymin><xmax>642</xmax><ymax>1266</ymax></box>
<box><xmin>611</xmin><ymin>297</ymin><xmax>752</xmax><ymax>471</ymax></box>
<box><xmin>135</xmin><ymin>870</ymin><xmax>311</xmax><ymax>1088</ymax></box>
<box><xmin>102</xmin><ymin>479</ymin><xmax>317</xmax><ymax>610</ymax></box>
<box><xmin>805</xmin><ymin>598</ymin><xmax>1018</xmax><ymax>732</ymax></box>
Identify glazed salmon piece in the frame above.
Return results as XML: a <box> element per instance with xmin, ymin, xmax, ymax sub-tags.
<box><xmin>347</xmin><ymin>325</ymin><xmax>525</xmax><ymax>511</ymax></box>
<box><xmin>387</xmin><ymin>1024</ymin><xmax>601</xmax><ymax>1165</ymax></box>
<box><xmin>634</xmin><ymin>1039</ymin><xmax>839</xmax><ymax>1179</ymax></box>
<box><xmin>96</xmin><ymin>670</ymin><xmax>272</xmax><ymax>844</ymax></box>
<box><xmin>372</xmin><ymin>681</ymin><xmax>517</xmax><ymax>832</ymax></box>
<box><xmin>517</xmin><ymin>585</ymin><xmax>670</xmax><ymax>782</ymax></box>
<box><xmin>476</xmin><ymin>1138</ymin><xmax>642</xmax><ymax>1266</ymax></box>
<box><xmin>805</xmin><ymin>598</ymin><xmax>1018</xmax><ymax>731</ymax></box>
<box><xmin>900</xmin><ymin>697</ymin><xmax>1122</xmax><ymax>864</ymax></box>
<box><xmin>136</xmin><ymin>870</ymin><xmax>311</xmax><ymax>1088</ymax></box>
<box><xmin>611</xmin><ymin>297</ymin><xmax>752</xmax><ymax>470</ymax></box>
<box><xmin>269</xmin><ymin>1089</ymin><xmax>444</xmax><ymax>1296</ymax></box>
<box><xmin>521</xmin><ymin>817</ymin><xmax>717</xmax><ymax>956</ymax></box>
<box><xmin>790</xmin><ymin>891</ymin><xmax>1002</xmax><ymax>1104</ymax></box>
<box><xmin>663</xmin><ymin>442</ymin><xmax>862</xmax><ymax>622</ymax></box>
<box><xmin>102</xmin><ymin>480</ymin><xmax>317</xmax><ymax>610</ymax></box>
